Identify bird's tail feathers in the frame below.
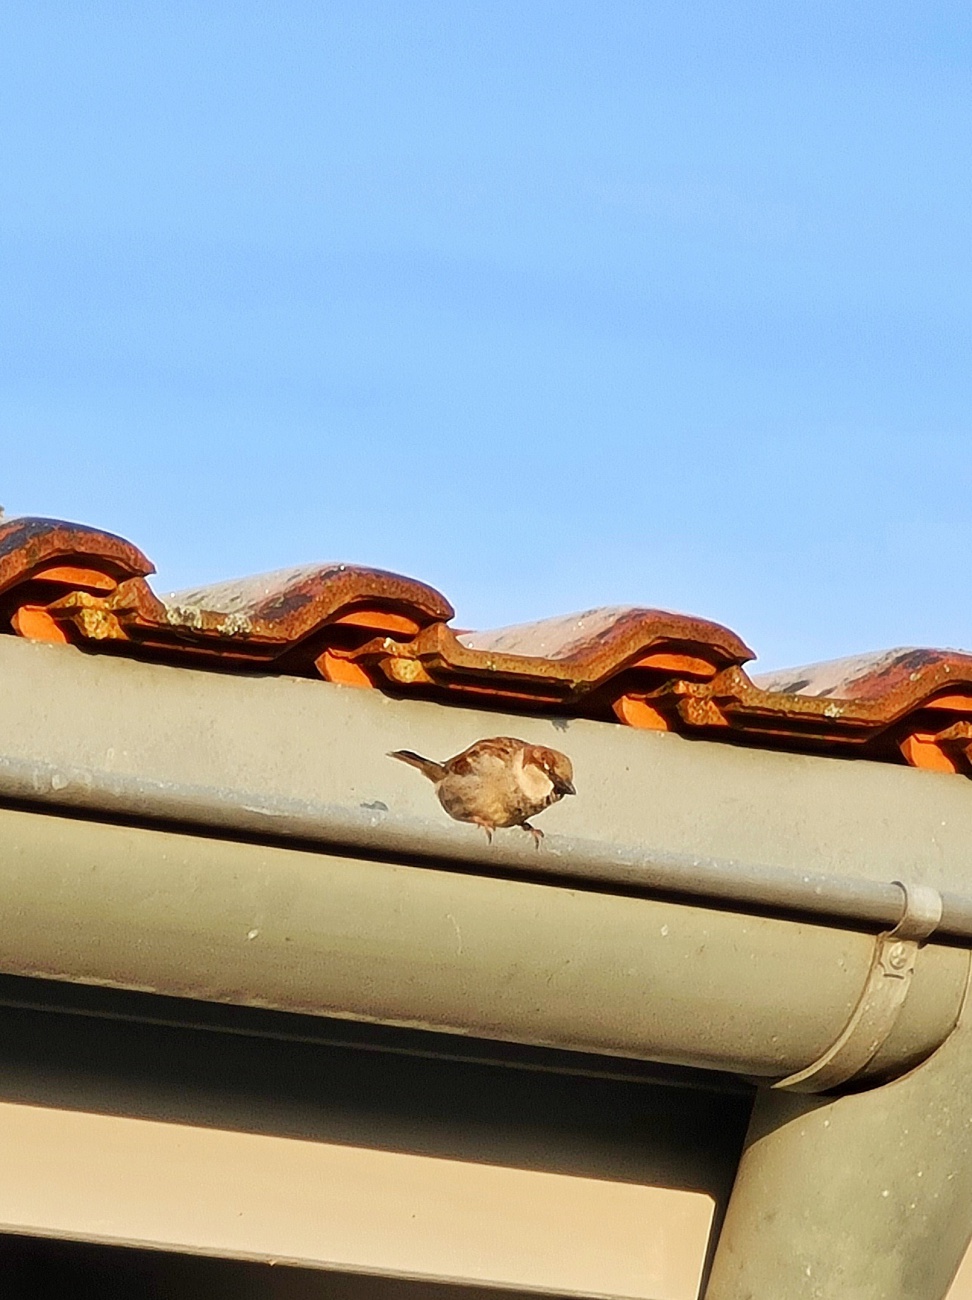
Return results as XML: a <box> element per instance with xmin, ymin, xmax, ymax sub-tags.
<box><xmin>387</xmin><ymin>750</ymin><xmax>445</xmax><ymax>782</ymax></box>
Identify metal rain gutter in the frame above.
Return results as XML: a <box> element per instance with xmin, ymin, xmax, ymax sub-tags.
<box><xmin>1</xmin><ymin>635</ymin><xmax>971</xmax><ymax>1096</ymax></box>
<box><xmin>0</xmin><ymin>752</ymin><xmax>969</xmax><ymax>1094</ymax></box>
<box><xmin>0</xmin><ymin>797</ymin><xmax>966</xmax><ymax>1091</ymax></box>
<box><xmin>3</xmin><ymin>751</ymin><xmax>972</xmax><ymax>940</ymax></box>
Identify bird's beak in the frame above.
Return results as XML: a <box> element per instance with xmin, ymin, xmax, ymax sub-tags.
<box><xmin>557</xmin><ymin>778</ymin><xmax>576</xmax><ymax>796</ymax></box>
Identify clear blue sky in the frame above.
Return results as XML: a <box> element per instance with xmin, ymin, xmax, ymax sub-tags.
<box><xmin>3</xmin><ymin>3</ymin><xmax>971</xmax><ymax>669</ymax></box>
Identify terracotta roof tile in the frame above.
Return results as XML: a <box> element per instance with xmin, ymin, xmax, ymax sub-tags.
<box><xmin>164</xmin><ymin>563</ymin><xmax>453</xmax><ymax>633</ymax></box>
<box><xmin>159</xmin><ymin>563</ymin><xmax>455</xmax><ymax>683</ymax></box>
<box><xmin>3</xmin><ymin>513</ymin><xmax>972</xmax><ymax>777</ymax></box>
<box><xmin>359</xmin><ymin>607</ymin><xmax>752</xmax><ymax>710</ymax></box>
<box><xmin>752</xmin><ymin>647</ymin><xmax>972</xmax><ymax>705</ymax></box>
<box><xmin>0</xmin><ymin>516</ymin><xmax>153</xmax><ymax>596</ymax></box>
<box><xmin>0</xmin><ymin>516</ymin><xmax>156</xmax><ymax>644</ymax></box>
<box><xmin>458</xmin><ymin>606</ymin><xmax>752</xmax><ymax>665</ymax></box>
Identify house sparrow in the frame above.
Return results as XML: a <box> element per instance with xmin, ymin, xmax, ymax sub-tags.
<box><xmin>388</xmin><ymin>736</ymin><xmax>575</xmax><ymax>846</ymax></box>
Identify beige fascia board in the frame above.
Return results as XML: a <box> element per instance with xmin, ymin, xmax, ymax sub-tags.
<box><xmin>0</xmin><ymin>1099</ymin><xmax>714</xmax><ymax>1299</ymax></box>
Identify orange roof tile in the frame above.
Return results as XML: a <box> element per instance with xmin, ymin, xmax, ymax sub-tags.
<box><xmin>3</xmin><ymin>513</ymin><xmax>971</xmax><ymax>777</ymax></box>
<box><xmin>0</xmin><ymin>516</ymin><xmax>153</xmax><ymax>596</ymax></box>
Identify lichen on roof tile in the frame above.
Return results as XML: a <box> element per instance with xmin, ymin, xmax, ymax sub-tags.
<box><xmin>458</xmin><ymin>606</ymin><xmax>753</xmax><ymax>666</ymax></box>
<box><xmin>0</xmin><ymin>516</ymin><xmax>154</xmax><ymax>594</ymax></box>
<box><xmin>754</xmin><ymin>647</ymin><xmax>972</xmax><ymax>703</ymax></box>
<box><xmin>164</xmin><ymin>562</ymin><xmax>453</xmax><ymax>626</ymax></box>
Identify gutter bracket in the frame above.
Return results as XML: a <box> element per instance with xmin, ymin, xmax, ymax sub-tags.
<box><xmin>771</xmin><ymin>881</ymin><xmax>944</xmax><ymax>1094</ymax></box>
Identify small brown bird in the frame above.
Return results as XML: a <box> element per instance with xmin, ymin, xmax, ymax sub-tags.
<box><xmin>388</xmin><ymin>736</ymin><xmax>575</xmax><ymax>846</ymax></box>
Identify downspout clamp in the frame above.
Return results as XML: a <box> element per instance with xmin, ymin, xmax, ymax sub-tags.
<box><xmin>773</xmin><ymin>882</ymin><xmax>945</xmax><ymax>1091</ymax></box>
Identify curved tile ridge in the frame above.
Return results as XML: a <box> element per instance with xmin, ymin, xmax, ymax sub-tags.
<box><xmin>631</xmin><ymin>646</ymin><xmax>972</xmax><ymax>775</ymax></box>
<box><xmin>0</xmin><ymin>517</ymin><xmax>454</xmax><ymax>676</ymax></box>
<box><xmin>751</xmin><ymin>647</ymin><xmax>972</xmax><ymax>775</ymax></box>
<box><xmin>357</xmin><ymin>606</ymin><xmax>754</xmax><ymax>714</ymax></box>
<box><xmin>753</xmin><ymin>647</ymin><xmax>972</xmax><ymax>704</ymax></box>
<box><xmin>459</xmin><ymin>605</ymin><xmax>752</xmax><ymax>665</ymax></box>
<box><xmin>0</xmin><ymin>516</ymin><xmax>157</xmax><ymax>643</ymax></box>
<box><xmin>159</xmin><ymin>563</ymin><xmax>456</xmax><ymax>683</ymax></box>
<box><xmin>163</xmin><ymin>563</ymin><xmax>454</xmax><ymax>642</ymax></box>
<box><xmin>0</xmin><ymin>516</ymin><xmax>153</xmax><ymax>594</ymax></box>
<box><xmin>6</xmin><ymin>513</ymin><xmax>972</xmax><ymax>778</ymax></box>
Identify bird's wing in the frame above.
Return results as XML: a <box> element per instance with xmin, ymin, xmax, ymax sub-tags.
<box><xmin>449</xmin><ymin>736</ymin><xmax>527</xmax><ymax>775</ymax></box>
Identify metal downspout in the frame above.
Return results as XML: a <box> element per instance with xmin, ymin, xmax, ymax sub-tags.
<box><xmin>705</xmin><ymin>984</ymin><xmax>972</xmax><ymax>1300</ymax></box>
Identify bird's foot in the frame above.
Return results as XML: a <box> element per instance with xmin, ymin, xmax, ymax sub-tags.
<box><xmin>472</xmin><ymin>818</ymin><xmax>494</xmax><ymax>844</ymax></box>
<box><xmin>521</xmin><ymin>822</ymin><xmax>544</xmax><ymax>850</ymax></box>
